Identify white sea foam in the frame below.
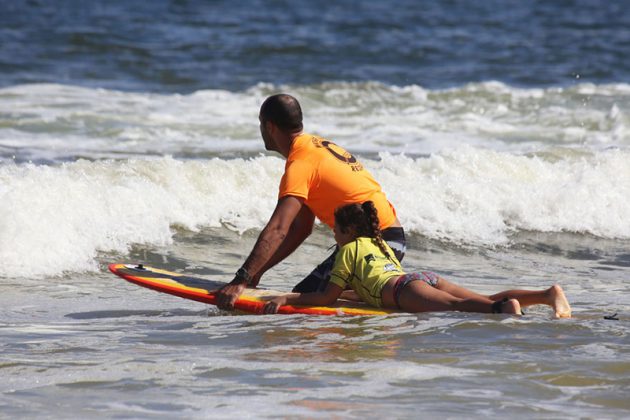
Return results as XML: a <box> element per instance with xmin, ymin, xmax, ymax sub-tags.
<box><xmin>1</xmin><ymin>81</ymin><xmax>629</xmax><ymax>277</ymax></box>
<box><xmin>377</xmin><ymin>147</ymin><xmax>630</xmax><ymax>245</ymax></box>
<box><xmin>1</xmin><ymin>81</ymin><xmax>628</xmax><ymax>163</ymax></box>
<box><xmin>1</xmin><ymin>148</ymin><xmax>629</xmax><ymax>278</ymax></box>
<box><xmin>0</xmin><ymin>157</ymin><xmax>282</xmax><ymax>278</ymax></box>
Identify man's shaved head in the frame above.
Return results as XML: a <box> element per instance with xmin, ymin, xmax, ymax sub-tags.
<box><xmin>259</xmin><ymin>94</ymin><xmax>303</xmax><ymax>133</ymax></box>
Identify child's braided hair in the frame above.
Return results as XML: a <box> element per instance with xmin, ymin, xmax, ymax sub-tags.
<box><xmin>334</xmin><ymin>201</ymin><xmax>391</xmax><ymax>259</ymax></box>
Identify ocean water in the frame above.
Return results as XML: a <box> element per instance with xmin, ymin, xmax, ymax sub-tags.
<box><xmin>1</xmin><ymin>1</ymin><xmax>629</xmax><ymax>418</ymax></box>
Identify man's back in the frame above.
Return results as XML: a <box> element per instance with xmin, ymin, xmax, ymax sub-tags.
<box><xmin>279</xmin><ymin>133</ymin><xmax>397</xmax><ymax>229</ymax></box>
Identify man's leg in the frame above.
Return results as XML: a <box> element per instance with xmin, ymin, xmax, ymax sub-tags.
<box><xmin>382</xmin><ymin>227</ymin><xmax>406</xmax><ymax>262</ymax></box>
<box><xmin>291</xmin><ymin>248</ymin><xmax>338</xmax><ymax>293</ymax></box>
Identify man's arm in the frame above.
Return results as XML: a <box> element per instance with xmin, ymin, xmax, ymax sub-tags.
<box><xmin>216</xmin><ymin>195</ymin><xmax>314</xmax><ymax>309</ymax></box>
<box><xmin>247</xmin><ymin>202</ymin><xmax>314</xmax><ymax>287</ymax></box>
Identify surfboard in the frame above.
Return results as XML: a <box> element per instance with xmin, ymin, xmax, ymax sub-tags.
<box><xmin>108</xmin><ymin>263</ymin><xmax>401</xmax><ymax>316</ymax></box>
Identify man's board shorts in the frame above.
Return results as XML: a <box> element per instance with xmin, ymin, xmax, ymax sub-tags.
<box><xmin>292</xmin><ymin>227</ymin><xmax>406</xmax><ymax>293</ymax></box>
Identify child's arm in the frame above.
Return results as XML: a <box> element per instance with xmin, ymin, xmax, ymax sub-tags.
<box><xmin>339</xmin><ymin>290</ymin><xmax>362</xmax><ymax>301</ymax></box>
<box><xmin>263</xmin><ymin>283</ymin><xmax>344</xmax><ymax>314</ymax></box>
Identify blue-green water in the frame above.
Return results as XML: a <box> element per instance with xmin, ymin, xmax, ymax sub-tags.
<box><xmin>2</xmin><ymin>0</ymin><xmax>629</xmax><ymax>92</ymax></box>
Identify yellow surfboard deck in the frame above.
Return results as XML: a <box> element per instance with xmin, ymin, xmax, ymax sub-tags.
<box><xmin>109</xmin><ymin>263</ymin><xmax>401</xmax><ymax>316</ymax></box>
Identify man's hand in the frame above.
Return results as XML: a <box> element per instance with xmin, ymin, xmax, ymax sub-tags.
<box><xmin>215</xmin><ymin>279</ymin><xmax>247</xmax><ymax>310</ymax></box>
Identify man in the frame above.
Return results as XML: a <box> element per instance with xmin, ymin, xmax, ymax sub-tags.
<box><xmin>216</xmin><ymin>94</ymin><xmax>405</xmax><ymax>309</ymax></box>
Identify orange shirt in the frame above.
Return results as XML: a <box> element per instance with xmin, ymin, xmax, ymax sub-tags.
<box><xmin>278</xmin><ymin>133</ymin><xmax>397</xmax><ymax>229</ymax></box>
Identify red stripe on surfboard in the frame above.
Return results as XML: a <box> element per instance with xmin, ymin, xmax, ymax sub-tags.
<box><xmin>108</xmin><ymin>263</ymin><xmax>391</xmax><ymax>316</ymax></box>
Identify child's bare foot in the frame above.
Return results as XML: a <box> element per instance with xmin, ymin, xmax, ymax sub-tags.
<box><xmin>502</xmin><ymin>298</ymin><xmax>522</xmax><ymax>315</ymax></box>
<box><xmin>547</xmin><ymin>284</ymin><xmax>571</xmax><ymax>318</ymax></box>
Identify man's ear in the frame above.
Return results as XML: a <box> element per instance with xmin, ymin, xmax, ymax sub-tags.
<box><xmin>265</xmin><ymin>120</ymin><xmax>276</xmax><ymax>134</ymax></box>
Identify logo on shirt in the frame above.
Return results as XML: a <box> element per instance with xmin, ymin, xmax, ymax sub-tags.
<box><xmin>312</xmin><ymin>137</ymin><xmax>364</xmax><ymax>172</ymax></box>
<box><xmin>383</xmin><ymin>263</ymin><xmax>398</xmax><ymax>273</ymax></box>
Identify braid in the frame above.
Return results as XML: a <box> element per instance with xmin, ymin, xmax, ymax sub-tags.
<box><xmin>334</xmin><ymin>201</ymin><xmax>391</xmax><ymax>259</ymax></box>
<box><xmin>361</xmin><ymin>201</ymin><xmax>391</xmax><ymax>260</ymax></box>
<box><xmin>334</xmin><ymin>203</ymin><xmax>363</xmax><ymax>234</ymax></box>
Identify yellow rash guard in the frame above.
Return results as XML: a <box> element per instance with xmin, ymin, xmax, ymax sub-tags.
<box><xmin>329</xmin><ymin>237</ymin><xmax>404</xmax><ymax>307</ymax></box>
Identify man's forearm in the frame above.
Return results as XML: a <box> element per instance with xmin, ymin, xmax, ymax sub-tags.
<box><xmin>231</xmin><ymin>196</ymin><xmax>310</xmax><ymax>288</ymax></box>
<box><xmin>237</xmin><ymin>198</ymin><xmax>313</xmax><ymax>287</ymax></box>
<box><xmin>241</xmin><ymin>224</ymin><xmax>288</xmax><ymax>282</ymax></box>
<box><xmin>246</xmin><ymin>221</ymin><xmax>311</xmax><ymax>286</ymax></box>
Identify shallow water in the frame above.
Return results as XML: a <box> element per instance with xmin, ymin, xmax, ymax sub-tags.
<box><xmin>2</xmin><ymin>229</ymin><xmax>629</xmax><ymax>418</ymax></box>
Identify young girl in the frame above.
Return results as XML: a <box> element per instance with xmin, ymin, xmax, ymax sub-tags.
<box><xmin>263</xmin><ymin>201</ymin><xmax>572</xmax><ymax>317</ymax></box>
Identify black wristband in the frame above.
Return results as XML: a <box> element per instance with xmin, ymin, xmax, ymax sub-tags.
<box><xmin>235</xmin><ymin>267</ymin><xmax>253</xmax><ymax>286</ymax></box>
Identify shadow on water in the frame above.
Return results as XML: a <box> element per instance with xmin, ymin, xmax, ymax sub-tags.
<box><xmin>406</xmin><ymin>230</ymin><xmax>630</xmax><ymax>277</ymax></box>
<box><xmin>99</xmin><ymin>226</ymin><xmax>249</xmax><ymax>280</ymax></box>
<box><xmin>407</xmin><ymin>230</ymin><xmax>630</xmax><ymax>261</ymax></box>
<box><xmin>64</xmin><ymin>308</ymin><xmax>209</xmax><ymax>320</ymax></box>
<box><xmin>598</xmin><ymin>253</ymin><xmax>630</xmax><ymax>269</ymax></box>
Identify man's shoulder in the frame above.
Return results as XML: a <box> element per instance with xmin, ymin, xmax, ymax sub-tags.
<box><xmin>285</xmin><ymin>156</ymin><xmax>315</xmax><ymax>173</ymax></box>
<box><xmin>289</xmin><ymin>133</ymin><xmax>318</xmax><ymax>153</ymax></box>
<box><xmin>286</xmin><ymin>133</ymin><xmax>320</xmax><ymax>169</ymax></box>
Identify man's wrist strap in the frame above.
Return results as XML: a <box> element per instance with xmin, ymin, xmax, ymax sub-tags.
<box><xmin>235</xmin><ymin>267</ymin><xmax>253</xmax><ymax>286</ymax></box>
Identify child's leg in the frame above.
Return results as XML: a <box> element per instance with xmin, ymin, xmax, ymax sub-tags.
<box><xmin>437</xmin><ymin>276</ymin><xmax>571</xmax><ymax>318</ymax></box>
<box><xmin>488</xmin><ymin>285</ymin><xmax>571</xmax><ymax>318</ymax></box>
<box><xmin>397</xmin><ymin>280</ymin><xmax>521</xmax><ymax>315</ymax></box>
<box><xmin>434</xmin><ymin>276</ymin><xmax>490</xmax><ymax>301</ymax></box>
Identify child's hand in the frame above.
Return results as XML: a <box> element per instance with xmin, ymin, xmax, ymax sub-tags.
<box><xmin>340</xmin><ymin>290</ymin><xmax>361</xmax><ymax>302</ymax></box>
<box><xmin>263</xmin><ymin>296</ymin><xmax>288</xmax><ymax>314</ymax></box>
